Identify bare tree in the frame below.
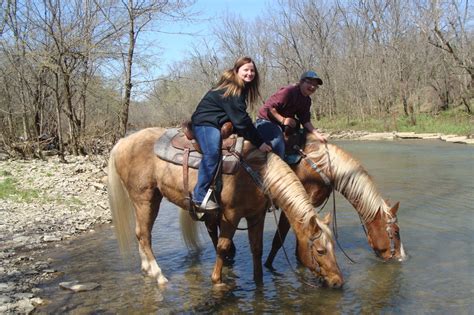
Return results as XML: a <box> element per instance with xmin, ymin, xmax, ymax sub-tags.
<box><xmin>189</xmin><ymin>39</ymin><xmax>221</xmax><ymax>85</ymax></box>
<box><xmin>414</xmin><ymin>0</ymin><xmax>473</xmax><ymax>113</ymax></box>
<box><xmin>2</xmin><ymin>0</ymin><xmax>473</xmax><ymax>159</ymax></box>
<box><xmin>289</xmin><ymin>0</ymin><xmax>340</xmax><ymax>118</ymax></box>
<box><xmin>100</xmin><ymin>0</ymin><xmax>196</xmax><ymax>137</ymax></box>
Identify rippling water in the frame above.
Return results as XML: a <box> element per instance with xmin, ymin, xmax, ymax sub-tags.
<box><xmin>34</xmin><ymin>140</ymin><xmax>474</xmax><ymax>314</ymax></box>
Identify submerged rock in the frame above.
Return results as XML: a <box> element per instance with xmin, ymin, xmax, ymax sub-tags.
<box><xmin>59</xmin><ymin>281</ymin><xmax>100</xmax><ymax>292</ymax></box>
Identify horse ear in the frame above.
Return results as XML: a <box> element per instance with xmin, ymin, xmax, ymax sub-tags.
<box><xmin>309</xmin><ymin>216</ymin><xmax>321</xmax><ymax>235</ymax></box>
<box><xmin>321</xmin><ymin>212</ymin><xmax>332</xmax><ymax>226</ymax></box>
<box><xmin>390</xmin><ymin>202</ymin><xmax>400</xmax><ymax>216</ymax></box>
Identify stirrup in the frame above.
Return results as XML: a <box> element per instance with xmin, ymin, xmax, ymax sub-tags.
<box><xmin>185</xmin><ymin>195</ymin><xmax>206</xmax><ymax>221</ymax></box>
<box><xmin>197</xmin><ymin>188</ymin><xmax>220</xmax><ymax>212</ymax></box>
<box><xmin>198</xmin><ymin>199</ymin><xmax>220</xmax><ymax>211</ymax></box>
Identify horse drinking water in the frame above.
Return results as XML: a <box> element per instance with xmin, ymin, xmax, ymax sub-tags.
<box><xmin>264</xmin><ymin>135</ymin><xmax>407</xmax><ymax>268</ymax></box>
<box><xmin>107</xmin><ymin>127</ymin><xmax>343</xmax><ymax>287</ymax></box>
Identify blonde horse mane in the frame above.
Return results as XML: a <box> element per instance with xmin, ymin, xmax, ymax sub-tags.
<box><xmin>305</xmin><ymin>139</ymin><xmax>391</xmax><ymax>222</ymax></box>
<box><xmin>256</xmin><ymin>152</ymin><xmax>332</xmax><ymax>239</ymax></box>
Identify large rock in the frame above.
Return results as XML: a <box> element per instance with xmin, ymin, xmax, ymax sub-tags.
<box><xmin>358</xmin><ymin>132</ymin><xmax>395</xmax><ymax>141</ymax></box>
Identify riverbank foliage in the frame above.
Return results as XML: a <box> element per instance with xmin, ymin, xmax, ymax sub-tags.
<box><xmin>317</xmin><ymin>109</ymin><xmax>473</xmax><ymax>136</ymax></box>
<box><xmin>0</xmin><ymin>175</ymin><xmax>40</xmax><ymax>202</ymax></box>
<box><xmin>0</xmin><ymin>1</ymin><xmax>472</xmax><ymax>158</ymax></box>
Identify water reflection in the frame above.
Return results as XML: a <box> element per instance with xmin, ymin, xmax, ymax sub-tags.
<box><xmin>34</xmin><ymin>140</ymin><xmax>474</xmax><ymax>314</ymax></box>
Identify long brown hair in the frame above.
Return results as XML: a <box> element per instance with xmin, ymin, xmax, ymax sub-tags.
<box><xmin>213</xmin><ymin>56</ymin><xmax>261</xmax><ymax>108</ymax></box>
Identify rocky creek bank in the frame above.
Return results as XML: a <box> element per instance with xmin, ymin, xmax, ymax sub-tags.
<box><xmin>0</xmin><ymin>155</ymin><xmax>111</xmax><ymax>314</ymax></box>
<box><xmin>329</xmin><ymin>130</ymin><xmax>474</xmax><ymax>144</ymax></box>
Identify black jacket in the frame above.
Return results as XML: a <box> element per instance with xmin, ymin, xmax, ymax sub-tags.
<box><xmin>191</xmin><ymin>88</ymin><xmax>264</xmax><ymax>147</ymax></box>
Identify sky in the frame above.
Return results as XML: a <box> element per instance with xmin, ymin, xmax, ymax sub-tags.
<box><xmin>149</xmin><ymin>0</ymin><xmax>269</xmax><ymax>75</ymax></box>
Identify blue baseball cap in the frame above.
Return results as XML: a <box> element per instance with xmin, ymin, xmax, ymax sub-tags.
<box><xmin>300</xmin><ymin>70</ymin><xmax>323</xmax><ymax>85</ymax></box>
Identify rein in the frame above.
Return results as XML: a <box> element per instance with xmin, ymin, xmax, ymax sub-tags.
<box><xmin>231</xmin><ymin>150</ymin><xmax>324</xmax><ymax>288</ymax></box>
<box><xmin>295</xmin><ymin>143</ymin><xmax>357</xmax><ymax>264</ymax></box>
<box><xmin>294</xmin><ymin>145</ymin><xmax>331</xmax><ymax>186</ymax></box>
<box><xmin>269</xmin><ymin>205</ymin><xmax>325</xmax><ymax>289</ymax></box>
<box><xmin>299</xmin><ymin>143</ymin><xmax>398</xmax><ymax>261</ymax></box>
<box><xmin>222</xmin><ymin>211</ymin><xmax>264</xmax><ymax>231</ymax></box>
<box><xmin>221</xmin><ymin>150</ymin><xmax>266</xmax><ymax>231</ymax></box>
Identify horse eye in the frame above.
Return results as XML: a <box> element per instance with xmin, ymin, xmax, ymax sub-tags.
<box><xmin>316</xmin><ymin>247</ymin><xmax>327</xmax><ymax>255</ymax></box>
<box><xmin>394</xmin><ymin>231</ymin><xmax>400</xmax><ymax>240</ymax></box>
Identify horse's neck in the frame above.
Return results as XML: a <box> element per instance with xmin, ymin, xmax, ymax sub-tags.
<box><xmin>261</xmin><ymin>153</ymin><xmax>314</xmax><ymax>226</ymax></box>
<box><xmin>306</xmin><ymin>142</ymin><xmax>387</xmax><ymax>222</ymax></box>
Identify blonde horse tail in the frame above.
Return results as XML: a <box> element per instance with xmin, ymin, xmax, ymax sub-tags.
<box><xmin>107</xmin><ymin>144</ymin><xmax>135</xmax><ymax>256</ymax></box>
<box><xmin>178</xmin><ymin>208</ymin><xmax>202</xmax><ymax>252</ymax></box>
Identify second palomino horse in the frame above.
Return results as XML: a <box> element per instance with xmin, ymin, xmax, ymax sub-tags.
<box><xmin>264</xmin><ymin>136</ymin><xmax>407</xmax><ymax>268</ymax></box>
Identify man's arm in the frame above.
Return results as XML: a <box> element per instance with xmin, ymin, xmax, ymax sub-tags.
<box><xmin>268</xmin><ymin>107</ymin><xmax>297</xmax><ymax>127</ymax></box>
<box><xmin>303</xmin><ymin>121</ymin><xmax>327</xmax><ymax>143</ymax></box>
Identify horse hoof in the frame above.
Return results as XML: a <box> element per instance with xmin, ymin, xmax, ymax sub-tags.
<box><xmin>223</xmin><ymin>257</ymin><xmax>235</xmax><ymax>266</ymax></box>
<box><xmin>264</xmin><ymin>262</ymin><xmax>275</xmax><ymax>271</ymax></box>
<box><xmin>157</xmin><ymin>276</ymin><xmax>168</xmax><ymax>285</ymax></box>
<box><xmin>212</xmin><ymin>282</ymin><xmax>231</xmax><ymax>292</ymax></box>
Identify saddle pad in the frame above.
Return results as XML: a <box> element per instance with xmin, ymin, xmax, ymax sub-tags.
<box><xmin>154</xmin><ymin>128</ymin><xmax>244</xmax><ymax>174</ymax></box>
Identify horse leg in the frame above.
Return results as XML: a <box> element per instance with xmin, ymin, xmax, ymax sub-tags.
<box><xmin>205</xmin><ymin>215</ymin><xmax>236</xmax><ymax>263</ymax></box>
<box><xmin>204</xmin><ymin>215</ymin><xmax>219</xmax><ymax>250</ymax></box>
<box><xmin>229</xmin><ymin>241</ymin><xmax>236</xmax><ymax>258</ymax></box>
<box><xmin>211</xmin><ymin>218</ymin><xmax>237</xmax><ymax>285</ymax></box>
<box><xmin>264</xmin><ymin>211</ymin><xmax>291</xmax><ymax>269</ymax></box>
<box><xmin>133</xmin><ymin>189</ymin><xmax>168</xmax><ymax>285</ymax></box>
<box><xmin>247</xmin><ymin>213</ymin><xmax>266</xmax><ymax>284</ymax></box>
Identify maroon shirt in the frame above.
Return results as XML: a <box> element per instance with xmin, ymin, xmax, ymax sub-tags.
<box><xmin>257</xmin><ymin>84</ymin><xmax>312</xmax><ymax>124</ymax></box>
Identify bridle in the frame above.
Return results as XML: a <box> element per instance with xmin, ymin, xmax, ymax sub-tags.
<box><xmin>233</xmin><ymin>148</ymin><xmax>335</xmax><ymax>287</ymax></box>
<box><xmin>296</xmin><ymin>143</ymin><xmax>401</xmax><ymax>261</ymax></box>
<box><xmin>360</xmin><ymin>213</ymin><xmax>399</xmax><ymax>259</ymax></box>
<box><xmin>294</xmin><ymin>144</ymin><xmax>356</xmax><ymax>263</ymax></box>
<box><xmin>267</xmin><ymin>194</ymin><xmax>331</xmax><ymax>288</ymax></box>
<box><xmin>385</xmin><ymin>215</ymin><xmax>399</xmax><ymax>259</ymax></box>
<box><xmin>307</xmin><ymin>230</ymin><xmax>324</xmax><ymax>274</ymax></box>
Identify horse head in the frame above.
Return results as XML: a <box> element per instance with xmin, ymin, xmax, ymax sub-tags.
<box><xmin>365</xmin><ymin>202</ymin><xmax>407</xmax><ymax>262</ymax></box>
<box><xmin>297</xmin><ymin>212</ymin><xmax>344</xmax><ymax>288</ymax></box>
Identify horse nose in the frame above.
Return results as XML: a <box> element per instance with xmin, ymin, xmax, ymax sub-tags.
<box><xmin>326</xmin><ymin>274</ymin><xmax>344</xmax><ymax>289</ymax></box>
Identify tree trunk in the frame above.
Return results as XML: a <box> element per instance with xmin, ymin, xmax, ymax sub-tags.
<box><xmin>53</xmin><ymin>73</ymin><xmax>65</xmax><ymax>160</ymax></box>
<box><xmin>119</xmin><ymin>3</ymin><xmax>135</xmax><ymax>138</ymax></box>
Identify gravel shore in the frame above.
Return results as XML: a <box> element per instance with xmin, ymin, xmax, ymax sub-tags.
<box><xmin>0</xmin><ymin>155</ymin><xmax>111</xmax><ymax>314</ymax></box>
<box><xmin>329</xmin><ymin>130</ymin><xmax>474</xmax><ymax>144</ymax></box>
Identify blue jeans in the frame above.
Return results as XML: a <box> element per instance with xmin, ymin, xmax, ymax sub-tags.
<box><xmin>192</xmin><ymin>125</ymin><xmax>222</xmax><ymax>204</ymax></box>
<box><xmin>255</xmin><ymin>119</ymin><xmax>285</xmax><ymax>158</ymax></box>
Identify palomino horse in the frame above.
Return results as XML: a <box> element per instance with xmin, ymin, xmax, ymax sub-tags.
<box><xmin>107</xmin><ymin>128</ymin><xmax>343</xmax><ymax>287</ymax></box>
<box><xmin>264</xmin><ymin>135</ymin><xmax>407</xmax><ymax>268</ymax></box>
